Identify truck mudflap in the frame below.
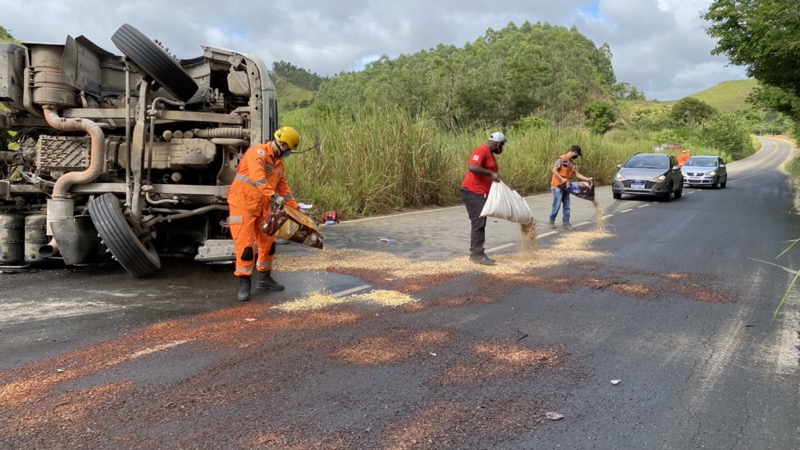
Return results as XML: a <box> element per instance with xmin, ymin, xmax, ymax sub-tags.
<box><xmin>49</xmin><ymin>215</ymin><xmax>100</xmax><ymax>265</ymax></box>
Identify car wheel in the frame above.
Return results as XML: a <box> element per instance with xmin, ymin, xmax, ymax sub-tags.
<box><xmin>111</xmin><ymin>24</ymin><xmax>199</xmax><ymax>102</ymax></box>
<box><xmin>675</xmin><ymin>184</ymin><xmax>683</xmax><ymax>199</ymax></box>
<box><xmin>88</xmin><ymin>193</ymin><xmax>161</xmax><ymax>278</ymax></box>
<box><xmin>661</xmin><ymin>183</ymin><xmax>672</xmax><ymax>202</ymax></box>
<box><xmin>613</xmin><ymin>191</ymin><xmax>622</xmax><ymax>200</ymax></box>
<box><xmin>721</xmin><ymin>176</ymin><xmax>727</xmax><ymax>188</ymax></box>
<box><xmin>712</xmin><ymin>177</ymin><xmax>720</xmax><ymax>189</ymax></box>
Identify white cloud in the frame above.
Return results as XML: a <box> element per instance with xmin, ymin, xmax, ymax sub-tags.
<box><xmin>0</xmin><ymin>0</ymin><xmax>747</xmax><ymax>100</ymax></box>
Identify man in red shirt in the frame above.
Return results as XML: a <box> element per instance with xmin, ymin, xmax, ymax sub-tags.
<box><xmin>460</xmin><ymin>132</ymin><xmax>506</xmax><ymax>265</ymax></box>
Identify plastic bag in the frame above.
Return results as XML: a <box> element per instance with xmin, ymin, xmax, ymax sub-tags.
<box><xmin>563</xmin><ymin>181</ymin><xmax>595</xmax><ymax>201</ymax></box>
<box><xmin>260</xmin><ymin>206</ymin><xmax>324</xmax><ymax>249</ymax></box>
<box><xmin>479</xmin><ymin>181</ymin><xmax>534</xmax><ymax>225</ymax></box>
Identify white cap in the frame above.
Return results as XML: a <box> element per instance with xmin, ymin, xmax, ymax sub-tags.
<box><xmin>489</xmin><ymin>132</ymin><xmax>507</xmax><ymax>144</ymax></box>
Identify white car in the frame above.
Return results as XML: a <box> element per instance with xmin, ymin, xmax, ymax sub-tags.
<box><xmin>681</xmin><ymin>156</ymin><xmax>728</xmax><ymax>188</ymax></box>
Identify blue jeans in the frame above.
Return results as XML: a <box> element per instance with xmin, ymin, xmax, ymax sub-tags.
<box><xmin>549</xmin><ymin>187</ymin><xmax>570</xmax><ymax>224</ymax></box>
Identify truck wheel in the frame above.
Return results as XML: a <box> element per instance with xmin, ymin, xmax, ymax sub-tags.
<box><xmin>111</xmin><ymin>23</ymin><xmax>199</xmax><ymax>102</ymax></box>
<box><xmin>88</xmin><ymin>193</ymin><xmax>161</xmax><ymax>278</ymax></box>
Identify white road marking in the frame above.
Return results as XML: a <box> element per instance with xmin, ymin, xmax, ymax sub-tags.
<box><xmin>85</xmin><ymin>290</ymin><xmax>139</xmax><ymax>298</ymax></box>
<box><xmin>776</xmin><ymin>291</ymin><xmax>800</xmax><ymax>375</ymax></box>
<box><xmin>0</xmin><ymin>300</ymin><xmax>123</xmax><ymax>326</ymax></box>
<box><xmin>538</xmin><ymin>231</ymin><xmax>557</xmax><ymax>238</ymax></box>
<box><xmin>331</xmin><ymin>285</ymin><xmax>371</xmax><ymax>298</ymax></box>
<box><xmin>776</xmin><ymin>310</ymin><xmax>800</xmax><ymax>374</ymax></box>
<box><xmin>621</xmin><ymin>209</ymin><xmax>634</xmax><ymax>213</ymax></box>
<box><xmin>130</xmin><ymin>340</ymin><xmax>191</xmax><ymax>360</ymax></box>
<box><xmin>486</xmin><ymin>243</ymin><xmax>515</xmax><ymax>253</ymax></box>
<box><xmin>637</xmin><ymin>204</ymin><xmax>649</xmax><ymax>208</ymax></box>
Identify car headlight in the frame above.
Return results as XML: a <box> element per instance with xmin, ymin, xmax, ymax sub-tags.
<box><xmin>707</xmin><ymin>171</ymin><xmax>716</xmax><ymax>176</ymax></box>
<box><xmin>653</xmin><ymin>175</ymin><xmax>666</xmax><ymax>182</ymax></box>
<box><xmin>615</xmin><ymin>173</ymin><xmax>625</xmax><ymax>181</ymax></box>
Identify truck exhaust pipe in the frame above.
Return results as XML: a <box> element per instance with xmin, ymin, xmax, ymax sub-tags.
<box><xmin>42</xmin><ymin>106</ymin><xmax>107</xmax><ymax>198</ymax></box>
<box><xmin>38</xmin><ymin>238</ymin><xmax>59</xmax><ymax>258</ymax></box>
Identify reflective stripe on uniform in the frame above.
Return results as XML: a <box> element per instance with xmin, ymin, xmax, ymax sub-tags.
<box><xmin>235</xmin><ymin>173</ymin><xmax>267</xmax><ymax>188</ymax></box>
<box><xmin>256</xmin><ymin>261</ymin><xmax>272</xmax><ymax>270</ymax></box>
<box><xmin>228</xmin><ymin>215</ymin><xmax>243</xmax><ymax>223</ymax></box>
<box><xmin>236</xmin><ymin>266</ymin><xmax>253</xmax><ymax>274</ymax></box>
<box><xmin>283</xmin><ymin>193</ymin><xmax>294</xmax><ymax>200</ymax></box>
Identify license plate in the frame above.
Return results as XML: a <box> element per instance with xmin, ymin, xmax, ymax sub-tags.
<box><xmin>632</xmin><ymin>183</ymin><xmax>645</xmax><ymax>189</ymax></box>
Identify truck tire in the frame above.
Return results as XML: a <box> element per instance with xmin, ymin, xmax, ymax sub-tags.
<box><xmin>88</xmin><ymin>193</ymin><xmax>161</xmax><ymax>278</ymax></box>
<box><xmin>111</xmin><ymin>23</ymin><xmax>199</xmax><ymax>102</ymax></box>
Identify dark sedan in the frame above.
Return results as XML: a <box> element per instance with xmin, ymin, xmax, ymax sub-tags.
<box><xmin>612</xmin><ymin>153</ymin><xmax>684</xmax><ymax>201</ymax></box>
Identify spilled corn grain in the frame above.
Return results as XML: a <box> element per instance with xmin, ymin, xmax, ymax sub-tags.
<box><xmin>274</xmin><ymin>289</ymin><xmax>417</xmax><ymax>312</ymax></box>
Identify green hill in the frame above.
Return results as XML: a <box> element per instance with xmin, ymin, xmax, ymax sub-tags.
<box><xmin>274</xmin><ymin>76</ymin><xmax>315</xmax><ymax>111</ymax></box>
<box><xmin>687</xmin><ymin>79</ymin><xmax>758</xmax><ymax>112</ymax></box>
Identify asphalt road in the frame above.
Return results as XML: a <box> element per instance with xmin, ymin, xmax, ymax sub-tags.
<box><xmin>1</xmin><ymin>137</ymin><xmax>799</xmax><ymax>449</ymax></box>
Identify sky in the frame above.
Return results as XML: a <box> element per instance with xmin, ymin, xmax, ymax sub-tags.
<box><xmin>0</xmin><ymin>0</ymin><xmax>748</xmax><ymax>101</ymax></box>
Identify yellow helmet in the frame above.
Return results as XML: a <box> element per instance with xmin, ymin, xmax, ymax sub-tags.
<box><xmin>273</xmin><ymin>126</ymin><xmax>301</xmax><ymax>151</ymax></box>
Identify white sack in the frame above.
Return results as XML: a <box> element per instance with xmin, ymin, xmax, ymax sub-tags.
<box><xmin>479</xmin><ymin>181</ymin><xmax>534</xmax><ymax>225</ymax></box>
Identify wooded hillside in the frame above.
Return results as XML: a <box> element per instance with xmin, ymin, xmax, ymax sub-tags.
<box><xmin>313</xmin><ymin>22</ymin><xmax>616</xmax><ymax>131</ymax></box>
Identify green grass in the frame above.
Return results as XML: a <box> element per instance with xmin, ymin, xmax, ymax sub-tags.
<box><xmin>688</xmin><ymin>79</ymin><xmax>759</xmax><ymax>113</ymax></box>
<box><xmin>280</xmin><ymin>108</ymin><xmax>653</xmax><ymax>219</ymax></box>
<box><xmin>274</xmin><ymin>76</ymin><xmax>314</xmax><ymax>111</ymax></box>
<box><xmin>273</xmin><ymin>76</ymin><xmax>763</xmax><ymax>218</ymax></box>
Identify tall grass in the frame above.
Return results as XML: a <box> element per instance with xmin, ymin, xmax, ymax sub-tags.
<box><xmin>282</xmin><ymin>108</ymin><xmax>654</xmax><ymax>218</ymax></box>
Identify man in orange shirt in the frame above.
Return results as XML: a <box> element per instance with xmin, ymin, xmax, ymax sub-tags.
<box><xmin>549</xmin><ymin>145</ymin><xmax>593</xmax><ymax>230</ymax></box>
<box><xmin>460</xmin><ymin>132</ymin><xmax>506</xmax><ymax>265</ymax></box>
<box><xmin>227</xmin><ymin>127</ymin><xmax>301</xmax><ymax>301</ymax></box>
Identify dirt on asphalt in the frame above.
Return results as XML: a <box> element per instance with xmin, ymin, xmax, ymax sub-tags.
<box><xmin>0</xmin><ymin>228</ymin><xmax>738</xmax><ymax>449</ymax></box>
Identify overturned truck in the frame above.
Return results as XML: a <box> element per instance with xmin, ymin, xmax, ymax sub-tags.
<box><xmin>0</xmin><ymin>24</ymin><xmax>278</xmax><ymax>277</ymax></box>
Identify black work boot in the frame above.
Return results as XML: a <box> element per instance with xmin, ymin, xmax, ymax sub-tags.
<box><xmin>257</xmin><ymin>271</ymin><xmax>285</xmax><ymax>291</ymax></box>
<box><xmin>237</xmin><ymin>276</ymin><xmax>251</xmax><ymax>301</ymax></box>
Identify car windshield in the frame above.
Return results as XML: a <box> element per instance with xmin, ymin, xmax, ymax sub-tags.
<box><xmin>624</xmin><ymin>155</ymin><xmax>668</xmax><ymax>169</ymax></box>
<box><xmin>685</xmin><ymin>157</ymin><xmax>717</xmax><ymax>167</ymax></box>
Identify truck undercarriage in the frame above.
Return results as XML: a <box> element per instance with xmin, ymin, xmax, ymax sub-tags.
<box><xmin>0</xmin><ymin>24</ymin><xmax>278</xmax><ymax>277</ymax></box>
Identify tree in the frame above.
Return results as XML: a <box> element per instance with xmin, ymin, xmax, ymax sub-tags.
<box><xmin>697</xmin><ymin>112</ymin><xmax>752</xmax><ymax>159</ymax></box>
<box><xmin>668</xmin><ymin>98</ymin><xmax>717</xmax><ymax>127</ymax></box>
<box><xmin>705</xmin><ymin>0</ymin><xmax>800</xmax><ymax>133</ymax></box>
<box><xmin>583</xmin><ymin>101</ymin><xmax>616</xmax><ymax>134</ymax></box>
<box><xmin>314</xmin><ymin>22</ymin><xmax>617</xmax><ymax>131</ymax></box>
<box><xmin>271</xmin><ymin>61</ymin><xmax>327</xmax><ymax>91</ymax></box>
<box><xmin>705</xmin><ymin>0</ymin><xmax>800</xmax><ymax>98</ymax></box>
<box><xmin>611</xmin><ymin>82</ymin><xmax>646</xmax><ymax>101</ymax></box>
<box><xmin>0</xmin><ymin>25</ymin><xmax>14</xmax><ymax>42</ymax></box>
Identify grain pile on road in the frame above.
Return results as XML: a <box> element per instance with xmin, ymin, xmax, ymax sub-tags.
<box><xmin>274</xmin><ymin>289</ymin><xmax>418</xmax><ymax>312</ymax></box>
<box><xmin>272</xmin><ymin>227</ymin><xmax>612</xmax><ymax>313</ymax></box>
<box><xmin>279</xmin><ymin>229</ymin><xmax>611</xmax><ymax>280</ymax></box>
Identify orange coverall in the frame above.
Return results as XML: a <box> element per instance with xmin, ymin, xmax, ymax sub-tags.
<box><xmin>677</xmin><ymin>152</ymin><xmax>690</xmax><ymax>166</ymax></box>
<box><xmin>227</xmin><ymin>142</ymin><xmax>298</xmax><ymax>277</ymax></box>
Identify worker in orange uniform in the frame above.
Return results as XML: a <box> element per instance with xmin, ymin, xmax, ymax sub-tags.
<box><xmin>227</xmin><ymin>126</ymin><xmax>301</xmax><ymax>301</ymax></box>
<box><xmin>677</xmin><ymin>149</ymin><xmax>690</xmax><ymax>167</ymax></box>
